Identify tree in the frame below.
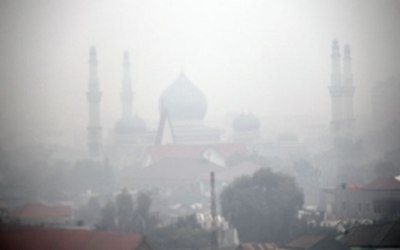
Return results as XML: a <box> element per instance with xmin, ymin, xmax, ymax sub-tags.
<box><xmin>148</xmin><ymin>214</ymin><xmax>210</xmax><ymax>249</ymax></box>
<box><xmin>97</xmin><ymin>189</ymin><xmax>159</xmax><ymax>234</ymax></box>
<box><xmin>97</xmin><ymin>201</ymin><xmax>117</xmax><ymax>231</ymax></box>
<box><xmin>220</xmin><ymin>168</ymin><xmax>303</xmax><ymax>243</ymax></box>
<box><xmin>133</xmin><ymin>192</ymin><xmax>159</xmax><ymax>234</ymax></box>
<box><xmin>115</xmin><ymin>188</ymin><xmax>135</xmax><ymax>233</ymax></box>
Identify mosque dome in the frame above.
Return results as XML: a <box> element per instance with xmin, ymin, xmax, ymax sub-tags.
<box><xmin>159</xmin><ymin>73</ymin><xmax>207</xmax><ymax>121</ymax></box>
<box><xmin>233</xmin><ymin>113</ymin><xmax>261</xmax><ymax>132</ymax></box>
<box><xmin>114</xmin><ymin>115</ymin><xmax>147</xmax><ymax>134</ymax></box>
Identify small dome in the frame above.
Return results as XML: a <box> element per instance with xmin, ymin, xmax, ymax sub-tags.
<box><xmin>233</xmin><ymin>113</ymin><xmax>261</xmax><ymax>132</ymax></box>
<box><xmin>114</xmin><ymin>115</ymin><xmax>147</xmax><ymax>134</ymax></box>
<box><xmin>159</xmin><ymin>73</ymin><xmax>207</xmax><ymax>121</ymax></box>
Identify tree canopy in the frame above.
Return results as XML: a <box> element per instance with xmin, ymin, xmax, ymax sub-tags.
<box><xmin>97</xmin><ymin>189</ymin><xmax>159</xmax><ymax>234</ymax></box>
<box><xmin>220</xmin><ymin>168</ymin><xmax>303</xmax><ymax>243</ymax></box>
<box><xmin>147</xmin><ymin>214</ymin><xmax>210</xmax><ymax>250</ymax></box>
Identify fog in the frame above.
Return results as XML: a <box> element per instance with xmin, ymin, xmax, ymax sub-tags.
<box><xmin>1</xmin><ymin>0</ymin><xmax>400</xmax><ymax>145</ymax></box>
<box><xmin>1</xmin><ymin>0</ymin><xmax>400</xmax><ymax>249</ymax></box>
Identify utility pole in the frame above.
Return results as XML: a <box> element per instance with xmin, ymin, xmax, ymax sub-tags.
<box><xmin>210</xmin><ymin>171</ymin><xmax>218</xmax><ymax>250</ymax></box>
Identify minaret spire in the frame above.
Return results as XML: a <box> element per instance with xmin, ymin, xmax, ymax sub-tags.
<box><xmin>87</xmin><ymin>46</ymin><xmax>102</xmax><ymax>156</ymax></box>
<box><xmin>331</xmin><ymin>40</ymin><xmax>342</xmax><ymax>86</ymax></box>
<box><xmin>343</xmin><ymin>44</ymin><xmax>352</xmax><ymax>86</ymax></box>
<box><xmin>121</xmin><ymin>51</ymin><xmax>133</xmax><ymax>119</ymax></box>
<box><xmin>329</xmin><ymin>40</ymin><xmax>343</xmax><ymax>134</ymax></box>
<box><xmin>342</xmin><ymin>44</ymin><xmax>355</xmax><ymax>131</ymax></box>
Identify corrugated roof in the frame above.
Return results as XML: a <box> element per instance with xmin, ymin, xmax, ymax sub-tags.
<box><xmin>0</xmin><ymin>225</ymin><xmax>145</xmax><ymax>250</ymax></box>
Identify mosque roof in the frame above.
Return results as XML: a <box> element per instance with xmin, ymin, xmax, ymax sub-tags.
<box><xmin>148</xmin><ymin>143</ymin><xmax>248</xmax><ymax>162</ymax></box>
<box><xmin>159</xmin><ymin>73</ymin><xmax>207</xmax><ymax>121</ymax></box>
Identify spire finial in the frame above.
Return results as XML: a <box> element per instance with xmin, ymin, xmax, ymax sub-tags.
<box><xmin>89</xmin><ymin>46</ymin><xmax>97</xmax><ymax>64</ymax></box>
<box><xmin>331</xmin><ymin>40</ymin><xmax>340</xmax><ymax>58</ymax></box>
<box><xmin>344</xmin><ymin>44</ymin><xmax>351</xmax><ymax>60</ymax></box>
<box><xmin>123</xmin><ymin>50</ymin><xmax>130</xmax><ymax>66</ymax></box>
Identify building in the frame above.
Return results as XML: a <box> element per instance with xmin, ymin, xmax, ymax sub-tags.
<box><xmin>11</xmin><ymin>202</ymin><xmax>73</xmax><ymax>225</ymax></box>
<box><xmin>321</xmin><ymin>176</ymin><xmax>400</xmax><ymax>220</ymax></box>
<box><xmin>232</xmin><ymin>112</ymin><xmax>261</xmax><ymax>143</ymax></box>
<box><xmin>0</xmin><ymin>225</ymin><xmax>153</xmax><ymax>250</ymax></box>
<box><xmin>159</xmin><ymin>73</ymin><xmax>223</xmax><ymax>144</ymax></box>
<box><xmin>113</xmin><ymin>51</ymin><xmax>149</xmax><ymax>146</ymax></box>
<box><xmin>329</xmin><ymin>40</ymin><xmax>355</xmax><ymax>138</ymax></box>
<box><xmin>145</xmin><ymin>143</ymin><xmax>249</xmax><ymax>167</ymax></box>
<box><xmin>86</xmin><ymin>47</ymin><xmax>103</xmax><ymax>157</ymax></box>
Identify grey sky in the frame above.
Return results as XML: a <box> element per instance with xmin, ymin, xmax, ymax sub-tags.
<box><xmin>1</xmin><ymin>0</ymin><xmax>399</xmax><ymax>144</ymax></box>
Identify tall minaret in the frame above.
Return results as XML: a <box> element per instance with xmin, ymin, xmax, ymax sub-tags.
<box><xmin>342</xmin><ymin>44</ymin><xmax>355</xmax><ymax>131</ymax></box>
<box><xmin>120</xmin><ymin>51</ymin><xmax>133</xmax><ymax>120</ymax></box>
<box><xmin>329</xmin><ymin>40</ymin><xmax>343</xmax><ymax>134</ymax></box>
<box><xmin>87</xmin><ymin>46</ymin><xmax>102</xmax><ymax>156</ymax></box>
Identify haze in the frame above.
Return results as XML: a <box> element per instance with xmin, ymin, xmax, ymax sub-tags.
<box><xmin>0</xmin><ymin>0</ymin><xmax>399</xmax><ymax>146</ymax></box>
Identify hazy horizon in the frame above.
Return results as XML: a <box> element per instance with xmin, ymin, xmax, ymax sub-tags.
<box><xmin>1</xmin><ymin>0</ymin><xmax>400</xmax><ymax>146</ymax></box>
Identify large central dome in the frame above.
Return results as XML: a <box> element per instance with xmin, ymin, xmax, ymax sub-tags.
<box><xmin>159</xmin><ymin>73</ymin><xmax>207</xmax><ymax>121</ymax></box>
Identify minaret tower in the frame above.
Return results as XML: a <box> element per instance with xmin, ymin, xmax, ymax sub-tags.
<box><xmin>120</xmin><ymin>51</ymin><xmax>134</xmax><ymax>121</ymax></box>
<box><xmin>87</xmin><ymin>46</ymin><xmax>102</xmax><ymax>156</ymax></box>
<box><xmin>329</xmin><ymin>40</ymin><xmax>343</xmax><ymax>134</ymax></box>
<box><xmin>342</xmin><ymin>44</ymin><xmax>355</xmax><ymax>132</ymax></box>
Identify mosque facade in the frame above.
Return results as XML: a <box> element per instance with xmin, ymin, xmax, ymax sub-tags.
<box><xmin>86</xmin><ymin>41</ymin><xmax>356</xmax><ymax>161</ymax></box>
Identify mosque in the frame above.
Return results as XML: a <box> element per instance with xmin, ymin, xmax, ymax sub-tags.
<box><xmin>86</xmin><ymin>46</ymin><xmax>262</xmax><ymax>161</ymax></box>
<box><xmin>86</xmin><ymin>40</ymin><xmax>356</xmax><ymax>173</ymax></box>
<box><xmin>83</xmin><ymin>40</ymin><xmax>357</xmax><ymax>208</ymax></box>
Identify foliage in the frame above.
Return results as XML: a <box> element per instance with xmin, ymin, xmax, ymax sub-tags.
<box><xmin>76</xmin><ymin>196</ymin><xmax>102</xmax><ymax>226</ymax></box>
<box><xmin>0</xmin><ymin>145</ymin><xmax>117</xmax><ymax>201</ymax></box>
<box><xmin>97</xmin><ymin>201</ymin><xmax>117</xmax><ymax>231</ymax></box>
<box><xmin>147</xmin><ymin>214</ymin><xmax>210</xmax><ymax>250</ymax></box>
<box><xmin>97</xmin><ymin>189</ymin><xmax>159</xmax><ymax>234</ymax></box>
<box><xmin>220</xmin><ymin>168</ymin><xmax>304</xmax><ymax>243</ymax></box>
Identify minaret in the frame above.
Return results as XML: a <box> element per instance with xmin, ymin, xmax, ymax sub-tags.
<box><xmin>120</xmin><ymin>51</ymin><xmax>134</xmax><ymax>120</ymax></box>
<box><xmin>329</xmin><ymin>40</ymin><xmax>343</xmax><ymax>134</ymax></box>
<box><xmin>342</xmin><ymin>44</ymin><xmax>355</xmax><ymax>131</ymax></box>
<box><xmin>87</xmin><ymin>46</ymin><xmax>102</xmax><ymax>156</ymax></box>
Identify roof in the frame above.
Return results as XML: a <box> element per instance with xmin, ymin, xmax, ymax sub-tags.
<box><xmin>137</xmin><ymin>158</ymin><xmax>225</xmax><ymax>182</ymax></box>
<box><xmin>239</xmin><ymin>242</ymin><xmax>277</xmax><ymax>250</ymax></box>
<box><xmin>284</xmin><ymin>235</ymin><xmax>326</xmax><ymax>249</ymax></box>
<box><xmin>362</xmin><ymin>176</ymin><xmax>400</xmax><ymax>191</ymax></box>
<box><xmin>159</xmin><ymin>73</ymin><xmax>207</xmax><ymax>121</ymax></box>
<box><xmin>340</xmin><ymin>222</ymin><xmax>400</xmax><ymax>248</ymax></box>
<box><xmin>12</xmin><ymin>203</ymin><xmax>72</xmax><ymax>220</ymax></box>
<box><xmin>148</xmin><ymin>143</ymin><xmax>248</xmax><ymax>162</ymax></box>
<box><xmin>0</xmin><ymin>226</ymin><xmax>146</xmax><ymax>250</ymax></box>
<box><xmin>284</xmin><ymin>235</ymin><xmax>348</xmax><ymax>250</ymax></box>
<box><xmin>217</xmin><ymin>161</ymin><xmax>261</xmax><ymax>181</ymax></box>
